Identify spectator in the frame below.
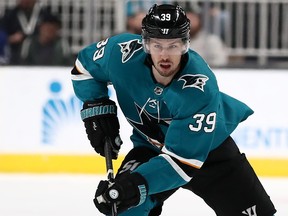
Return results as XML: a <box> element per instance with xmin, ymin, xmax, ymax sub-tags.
<box><xmin>186</xmin><ymin>4</ymin><xmax>229</xmax><ymax>67</ymax></box>
<box><xmin>126</xmin><ymin>1</ymin><xmax>173</xmax><ymax>17</ymax></box>
<box><xmin>0</xmin><ymin>30</ymin><xmax>9</xmax><ymax>64</ymax></box>
<box><xmin>21</xmin><ymin>14</ymin><xmax>73</xmax><ymax>66</ymax></box>
<box><xmin>127</xmin><ymin>11</ymin><xmax>146</xmax><ymax>34</ymax></box>
<box><xmin>126</xmin><ymin>0</ymin><xmax>173</xmax><ymax>34</ymax></box>
<box><xmin>0</xmin><ymin>0</ymin><xmax>52</xmax><ymax>65</ymax></box>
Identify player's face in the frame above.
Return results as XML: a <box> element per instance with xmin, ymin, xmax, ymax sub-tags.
<box><xmin>149</xmin><ymin>38</ymin><xmax>182</xmax><ymax>80</ymax></box>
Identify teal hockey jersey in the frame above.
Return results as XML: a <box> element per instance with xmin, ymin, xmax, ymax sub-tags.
<box><xmin>71</xmin><ymin>33</ymin><xmax>253</xmax><ymax>195</ymax></box>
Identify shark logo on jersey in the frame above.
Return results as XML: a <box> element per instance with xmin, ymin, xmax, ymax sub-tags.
<box><xmin>118</xmin><ymin>39</ymin><xmax>142</xmax><ymax>63</ymax></box>
<box><xmin>178</xmin><ymin>74</ymin><xmax>209</xmax><ymax>92</ymax></box>
<box><xmin>127</xmin><ymin>102</ymin><xmax>171</xmax><ymax>149</ymax></box>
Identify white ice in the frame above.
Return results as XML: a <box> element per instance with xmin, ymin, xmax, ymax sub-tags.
<box><xmin>0</xmin><ymin>174</ymin><xmax>286</xmax><ymax>216</ymax></box>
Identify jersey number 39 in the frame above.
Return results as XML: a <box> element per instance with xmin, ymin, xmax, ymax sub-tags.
<box><xmin>93</xmin><ymin>38</ymin><xmax>109</xmax><ymax>61</ymax></box>
<box><xmin>189</xmin><ymin>112</ymin><xmax>216</xmax><ymax>133</ymax></box>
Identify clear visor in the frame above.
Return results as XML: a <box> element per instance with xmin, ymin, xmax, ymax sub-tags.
<box><xmin>142</xmin><ymin>37</ymin><xmax>189</xmax><ymax>55</ymax></box>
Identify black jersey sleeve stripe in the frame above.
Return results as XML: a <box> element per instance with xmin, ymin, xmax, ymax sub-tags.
<box><xmin>71</xmin><ymin>66</ymin><xmax>82</xmax><ymax>75</ymax></box>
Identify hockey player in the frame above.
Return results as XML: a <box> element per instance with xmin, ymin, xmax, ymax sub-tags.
<box><xmin>71</xmin><ymin>4</ymin><xmax>276</xmax><ymax>216</ymax></box>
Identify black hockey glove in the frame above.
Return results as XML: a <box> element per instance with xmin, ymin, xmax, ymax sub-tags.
<box><xmin>94</xmin><ymin>172</ymin><xmax>148</xmax><ymax>214</ymax></box>
<box><xmin>81</xmin><ymin>98</ymin><xmax>122</xmax><ymax>159</ymax></box>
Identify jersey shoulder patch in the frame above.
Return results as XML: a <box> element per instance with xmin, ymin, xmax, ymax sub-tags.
<box><xmin>118</xmin><ymin>39</ymin><xmax>142</xmax><ymax>63</ymax></box>
<box><xmin>178</xmin><ymin>74</ymin><xmax>209</xmax><ymax>92</ymax></box>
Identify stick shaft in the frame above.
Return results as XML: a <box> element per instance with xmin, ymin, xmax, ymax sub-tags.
<box><xmin>104</xmin><ymin>137</ymin><xmax>117</xmax><ymax>216</ymax></box>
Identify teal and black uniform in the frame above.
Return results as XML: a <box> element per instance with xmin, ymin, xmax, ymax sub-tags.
<box><xmin>71</xmin><ymin>33</ymin><xmax>276</xmax><ymax>216</ymax></box>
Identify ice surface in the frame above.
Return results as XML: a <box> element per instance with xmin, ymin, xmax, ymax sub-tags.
<box><xmin>0</xmin><ymin>174</ymin><xmax>286</xmax><ymax>216</ymax></box>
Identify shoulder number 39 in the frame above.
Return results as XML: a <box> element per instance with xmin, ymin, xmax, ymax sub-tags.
<box><xmin>93</xmin><ymin>38</ymin><xmax>109</xmax><ymax>61</ymax></box>
<box><xmin>189</xmin><ymin>113</ymin><xmax>216</xmax><ymax>133</ymax></box>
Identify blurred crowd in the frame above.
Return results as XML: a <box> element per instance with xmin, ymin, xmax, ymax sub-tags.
<box><xmin>0</xmin><ymin>0</ymin><xmax>287</xmax><ymax>68</ymax></box>
<box><xmin>0</xmin><ymin>0</ymin><xmax>73</xmax><ymax>66</ymax></box>
<box><xmin>0</xmin><ymin>0</ymin><xmax>228</xmax><ymax>67</ymax></box>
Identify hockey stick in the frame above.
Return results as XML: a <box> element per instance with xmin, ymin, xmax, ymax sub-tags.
<box><xmin>104</xmin><ymin>137</ymin><xmax>118</xmax><ymax>216</ymax></box>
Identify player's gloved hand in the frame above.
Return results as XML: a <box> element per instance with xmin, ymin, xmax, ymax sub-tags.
<box><xmin>81</xmin><ymin>98</ymin><xmax>122</xmax><ymax>159</ymax></box>
<box><xmin>94</xmin><ymin>172</ymin><xmax>148</xmax><ymax>214</ymax></box>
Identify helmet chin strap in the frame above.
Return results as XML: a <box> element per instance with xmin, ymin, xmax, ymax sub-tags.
<box><xmin>145</xmin><ymin>54</ymin><xmax>154</xmax><ymax>67</ymax></box>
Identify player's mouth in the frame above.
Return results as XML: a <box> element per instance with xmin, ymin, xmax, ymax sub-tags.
<box><xmin>159</xmin><ymin>62</ymin><xmax>172</xmax><ymax>70</ymax></box>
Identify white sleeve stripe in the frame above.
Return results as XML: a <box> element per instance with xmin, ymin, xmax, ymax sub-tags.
<box><xmin>75</xmin><ymin>58</ymin><xmax>91</xmax><ymax>76</ymax></box>
<box><xmin>162</xmin><ymin>146</ymin><xmax>204</xmax><ymax>169</ymax></box>
<box><xmin>160</xmin><ymin>154</ymin><xmax>192</xmax><ymax>182</ymax></box>
<box><xmin>71</xmin><ymin>74</ymin><xmax>93</xmax><ymax>81</ymax></box>
<box><xmin>71</xmin><ymin>59</ymin><xmax>93</xmax><ymax>81</ymax></box>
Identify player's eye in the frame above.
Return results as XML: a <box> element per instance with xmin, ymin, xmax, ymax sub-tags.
<box><xmin>153</xmin><ymin>44</ymin><xmax>162</xmax><ymax>49</ymax></box>
<box><xmin>168</xmin><ymin>45</ymin><xmax>178</xmax><ymax>49</ymax></box>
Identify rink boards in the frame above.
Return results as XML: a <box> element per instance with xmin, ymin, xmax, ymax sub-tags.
<box><xmin>0</xmin><ymin>67</ymin><xmax>287</xmax><ymax>176</ymax></box>
<box><xmin>1</xmin><ymin>154</ymin><xmax>288</xmax><ymax>177</ymax></box>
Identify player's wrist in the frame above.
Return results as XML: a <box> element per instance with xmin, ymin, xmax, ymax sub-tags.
<box><xmin>81</xmin><ymin>98</ymin><xmax>117</xmax><ymax>120</ymax></box>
